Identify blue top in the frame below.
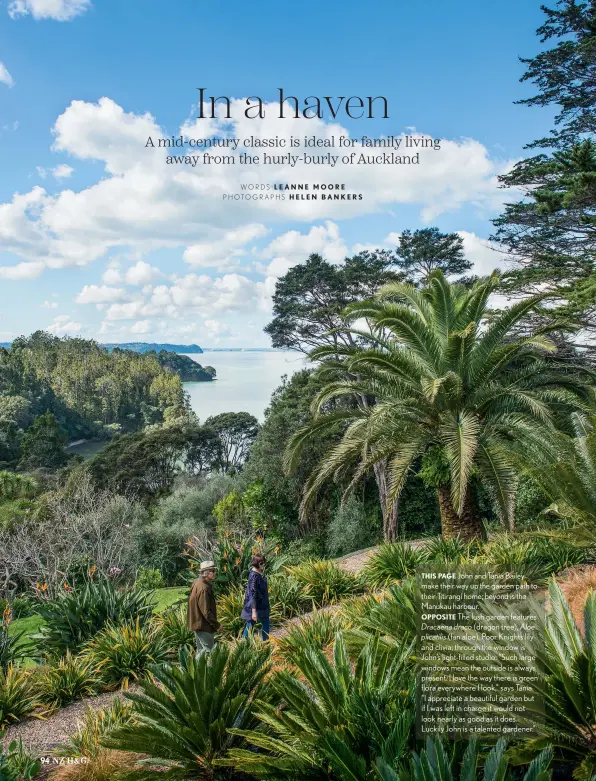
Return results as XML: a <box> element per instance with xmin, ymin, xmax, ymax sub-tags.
<box><xmin>241</xmin><ymin>569</ymin><xmax>270</xmax><ymax>621</ymax></box>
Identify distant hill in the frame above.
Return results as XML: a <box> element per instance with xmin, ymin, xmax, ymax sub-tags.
<box><xmin>103</xmin><ymin>342</ymin><xmax>203</xmax><ymax>354</ymax></box>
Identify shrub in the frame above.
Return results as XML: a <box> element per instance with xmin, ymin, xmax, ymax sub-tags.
<box><xmin>102</xmin><ymin>642</ymin><xmax>271</xmax><ymax>777</ymax></box>
<box><xmin>36</xmin><ymin>652</ymin><xmax>100</xmax><ymax>709</ymax></box>
<box><xmin>224</xmin><ymin>634</ymin><xmax>414</xmax><ymax>779</ymax></box>
<box><xmin>0</xmin><ymin>665</ymin><xmax>39</xmax><ymax>727</ymax></box>
<box><xmin>268</xmin><ymin>573</ymin><xmax>309</xmax><ymax>620</ymax></box>
<box><xmin>0</xmin><ymin>612</ymin><xmax>29</xmax><ymax>672</ymax></box>
<box><xmin>325</xmin><ymin>496</ymin><xmax>377</xmax><ymax>557</ymax></box>
<box><xmin>135</xmin><ymin>566</ymin><xmax>164</xmax><ymax>590</ymax></box>
<box><xmin>217</xmin><ymin>585</ymin><xmax>246</xmax><ymax>636</ymax></box>
<box><xmin>152</xmin><ymin>605</ymin><xmax>194</xmax><ymax>654</ymax></box>
<box><xmin>481</xmin><ymin>533</ymin><xmax>588</xmax><ymax>584</ymax></box>
<box><xmin>424</xmin><ymin>535</ymin><xmax>478</xmax><ymax>565</ymax></box>
<box><xmin>55</xmin><ymin>699</ymin><xmax>133</xmax><ymax>759</ymax></box>
<box><xmin>0</xmin><ymin>734</ymin><xmax>40</xmax><ymax>781</ymax></box>
<box><xmin>84</xmin><ymin>619</ymin><xmax>169</xmax><ymax>688</ymax></box>
<box><xmin>286</xmin><ymin>559</ymin><xmax>363</xmax><ymax>606</ymax></box>
<box><xmin>363</xmin><ymin>542</ymin><xmax>428</xmax><ymax>588</ymax></box>
<box><xmin>10</xmin><ymin>594</ymin><xmax>38</xmax><ymax>620</ymax></box>
<box><xmin>35</xmin><ymin>579</ymin><xmax>156</xmax><ymax>656</ymax></box>
<box><xmin>272</xmin><ymin>611</ymin><xmax>342</xmax><ymax>665</ymax></box>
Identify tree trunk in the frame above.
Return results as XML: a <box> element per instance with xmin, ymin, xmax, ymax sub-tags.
<box><xmin>373</xmin><ymin>459</ymin><xmax>399</xmax><ymax>541</ymax></box>
<box><xmin>437</xmin><ymin>485</ymin><xmax>483</xmax><ymax>541</ymax></box>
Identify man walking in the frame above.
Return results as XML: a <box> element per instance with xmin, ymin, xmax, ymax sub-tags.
<box><xmin>187</xmin><ymin>560</ymin><xmax>221</xmax><ymax>655</ymax></box>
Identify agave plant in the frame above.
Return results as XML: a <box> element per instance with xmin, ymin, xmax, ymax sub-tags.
<box><xmin>224</xmin><ymin>633</ymin><xmax>415</xmax><ymax>780</ymax></box>
<box><xmin>34</xmin><ymin>578</ymin><xmax>156</xmax><ymax>656</ymax></box>
<box><xmin>102</xmin><ymin>640</ymin><xmax>271</xmax><ymax>778</ymax></box>
<box><xmin>377</xmin><ymin>737</ymin><xmax>553</xmax><ymax>781</ymax></box>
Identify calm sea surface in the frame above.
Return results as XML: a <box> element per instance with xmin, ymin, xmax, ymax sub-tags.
<box><xmin>184</xmin><ymin>350</ymin><xmax>307</xmax><ymax>422</ymax></box>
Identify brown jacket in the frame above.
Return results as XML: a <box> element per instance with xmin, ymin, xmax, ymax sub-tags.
<box><xmin>187</xmin><ymin>577</ymin><xmax>219</xmax><ymax>633</ymax></box>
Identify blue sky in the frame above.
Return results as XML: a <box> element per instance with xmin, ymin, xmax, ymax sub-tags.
<box><xmin>0</xmin><ymin>0</ymin><xmax>554</xmax><ymax>346</ymax></box>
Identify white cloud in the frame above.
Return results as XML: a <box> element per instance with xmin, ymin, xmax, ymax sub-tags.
<box><xmin>41</xmin><ymin>300</ymin><xmax>58</xmax><ymax>308</ymax></box>
<box><xmin>8</xmin><ymin>0</ymin><xmax>90</xmax><ymax>20</ymax></box>
<box><xmin>52</xmin><ymin>164</ymin><xmax>74</xmax><ymax>179</ymax></box>
<box><xmin>124</xmin><ymin>260</ymin><xmax>161</xmax><ymax>286</ymax></box>
<box><xmin>75</xmin><ymin>284</ymin><xmax>128</xmax><ymax>304</ymax></box>
<box><xmin>46</xmin><ymin>314</ymin><xmax>81</xmax><ymax>335</ymax></box>
<box><xmin>184</xmin><ymin>224</ymin><xmax>268</xmax><ymax>270</ymax></box>
<box><xmin>0</xmin><ymin>62</ymin><xmax>14</xmax><ymax>88</ymax></box>
<box><xmin>130</xmin><ymin>320</ymin><xmax>151</xmax><ymax>334</ymax></box>
<box><xmin>457</xmin><ymin>231</ymin><xmax>507</xmax><ymax>276</ymax></box>
<box><xmin>0</xmin><ymin>97</ymin><xmax>514</xmax><ymax>279</ymax></box>
<box><xmin>0</xmin><ymin>260</ymin><xmax>45</xmax><ymax>279</ymax></box>
<box><xmin>204</xmin><ymin>319</ymin><xmax>233</xmax><ymax>337</ymax></box>
<box><xmin>260</xmin><ymin>221</ymin><xmax>348</xmax><ymax>278</ymax></box>
<box><xmin>102</xmin><ymin>267</ymin><xmax>122</xmax><ymax>285</ymax></box>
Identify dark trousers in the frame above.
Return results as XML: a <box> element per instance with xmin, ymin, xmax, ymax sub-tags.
<box><xmin>242</xmin><ymin>615</ymin><xmax>270</xmax><ymax>640</ymax></box>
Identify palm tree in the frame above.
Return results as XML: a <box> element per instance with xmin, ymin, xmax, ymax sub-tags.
<box><xmin>286</xmin><ymin>272</ymin><xmax>594</xmax><ymax>540</ymax></box>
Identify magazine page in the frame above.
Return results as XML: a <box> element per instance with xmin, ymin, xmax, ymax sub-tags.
<box><xmin>0</xmin><ymin>1</ymin><xmax>595</xmax><ymax>778</ymax></box>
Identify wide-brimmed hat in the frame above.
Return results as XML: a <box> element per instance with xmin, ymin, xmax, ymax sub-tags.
<box><xmin>199</xmin><ymin>560</ymin><xmax>217</xmax><ymax>572</ymax></box>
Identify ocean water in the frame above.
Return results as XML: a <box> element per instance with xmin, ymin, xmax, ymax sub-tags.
<box><xmin>184</xmin><ymin>350</ymin><xmax>307</xmax><ymax>422</ymax></box>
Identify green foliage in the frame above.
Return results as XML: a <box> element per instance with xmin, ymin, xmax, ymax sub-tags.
<box><xmin>225</xmin><ymin>634</ymin><xmax>414</xmax><ymax>780</ymax></box>
<box><xmin>288</xmin><ymin>271</ymin><xmax>594</xmax><ymax>541</ymax></box>
<box><xmin>343</xmin><ymin>582</ymin><xmax>419</xmax><ymax>658</ymax></box>
<box><xmin>217</xmin><ymin>585</ymin><xmax>246</xmax><ymax>636</ymax></box>
<box><xmin>36</xmin><ymin>652</ymin><xmax>100</xmax><ymax>709</ymax></box>
<box><xmin>0</xmin><ymin>665</ymin><xmax>39</xmax><ymax>727</ymax></box>
<box><xmin>54</xmin><ymin>698</ymin><xmax>133</xmax><ymax>759</ymax></box>
<box><xmin>272</xmin><ymin>611</ymin><xmax>342</xmax><ymax>665</ymax></box>
<box><xmin>514</xmin><ymin>474</ymin><xmax>552</xmax><ymax>528</ymax></box>
<box><xmin>19</xmin><ymin>410</ymin><xmax>69</xmax><ymax>470</ymax></box>
<box><xmin>0</xmin><ymin>732</ymin><xmax>41</xmax><ymax>780</ymax></box>
<box><xmin>363</xmin><ymin>543</ymin><xmax>428</xmax><ymax>588</ymax></box>
<box><xmin>244</xmin><ymin>368</ymin><xmax>345</xmax><ymax>537</ymax></box>
<box><xmin>35</xmin><ymin>578</ymin><xmax>156</xmax><ymax>656</ymax></box>
<box><xmin>394</xmin><ymin>227</ymin><xmax>471</xmax><ymax>283</ymax></box>
<box><xmin>425</xmin><ymin>536</ymin><xmax>478</xmax><ymax>566</ymax></box>
<box><xmin>286</xmin><ymin>559</ymin><xmax>363</xmax><ymax>606</ymax></box>
<box><xmin>326</xmin><ymin>496</ymin><xmax>378</xmax><ymax>557</ymax></box>
<box><xmin>267</xmin><ymin>573</ymin><xmax>309</xmax><ymax>620</ymax></box>
<box><xmin>153</xmin><ymin>473</ymin><xmax>238</xmax><ymax>530</ymax></box>
<box><xmin>84</xmin><ymin>619</ymin><xmax>169</xmax><ymax>688</ymax></box>
<box><xmin>212</xmin><ymin>490</ymin><xmax>246</xmax><ymax>535</ymax></box>
<box><xmin>481</xmin><ymin>533</ymin><xmax>588</xmax><ymax>584</ymax></box>
<box><xmin>204</xmin><ymin>411</ymin><xmax>260</xmax><ymax>473</ymax></box>
<box><xmin>397</xmin><ymin>737</ymin><xmax>553</xmax><ymax>781</ymax></box>
<box><xmin>102</xmin><ymin>642</ymin><xmax>271</xmax><ymax>776</ymax></box>
<box><xmin>152</xmin><ymin>605</ymin><xmax>195</xmax><ymax>654</ymax></box>
<box><xmin>1</xmin><ymin>331</ymin><xmax>186</xmax><ymax>440</ymax></box>
<box><xmin>135</xmin><ymin>567</ymin><xmax>165</xmax><ymax>590</ymax></box>
<box><xmin>0</xmin><ymin>612</ymin><xmax>29</xmax><ymax>672</ymax></box>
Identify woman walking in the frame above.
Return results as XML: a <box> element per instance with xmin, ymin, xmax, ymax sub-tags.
<box><xmin>241</xmin><ymin>554</ymin><xmax>270</xmax><ymax>640</ymax></box>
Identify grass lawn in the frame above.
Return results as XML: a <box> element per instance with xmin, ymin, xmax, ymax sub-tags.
<box><xmin>151</xmin><ymin>586</ymin><xmax>187</xmax><ymax>612</ymax></box>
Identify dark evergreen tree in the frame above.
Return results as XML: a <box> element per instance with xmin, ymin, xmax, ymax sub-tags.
<box><xmin>19</xmin><ymin>410</ymin><xmax>68</xmax><ymax>470</ymax></box>
<box><xmin>393</xmin><ymin>228</ymin><xmax>471</xmax><ymax>283</ymax></box>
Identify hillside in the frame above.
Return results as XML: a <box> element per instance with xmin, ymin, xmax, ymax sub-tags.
<box><xmin>151</xmin><ymin>350</ymin><xmax>216</xmax><ymax>381</ymax></box>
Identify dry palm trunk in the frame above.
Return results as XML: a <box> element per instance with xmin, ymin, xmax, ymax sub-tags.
<box><xmin>437</xmin><ymin>485</ymin><xmax>483</xmax><ymax>541</ymax></box>
<box><xmin>373</xmin><ymin>459</ymin><xmax>399</xmax><ymax>541</ymax></box>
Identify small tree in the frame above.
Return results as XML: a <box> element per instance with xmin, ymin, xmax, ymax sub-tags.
<box><xmin>19</xmin><ymin>411</ymin><xmax>68</xmax><ymax>470</ymax></box>
<box><xmin>394</xmin><ymin>228</ymin><xmax>471</xmax><ymax>283</ymax></box>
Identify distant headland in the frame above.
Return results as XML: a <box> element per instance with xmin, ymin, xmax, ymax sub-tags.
<box><xmin>103</xmin><ymin>342</ymin><xmax>203</xmax><ymax>354</ymax></box>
